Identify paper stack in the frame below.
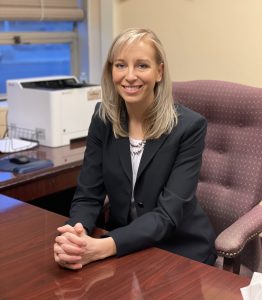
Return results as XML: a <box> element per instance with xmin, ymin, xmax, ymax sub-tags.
<box><xmin>241</xmin><ymin>272</ymin><xmax>262</xmax><ymax>300</ymax></box>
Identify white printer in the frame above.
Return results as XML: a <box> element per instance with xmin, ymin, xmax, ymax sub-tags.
<box><xmin>7</xmin><ymin>76</ymin><xmax>101</xmax><ymax>147</ymax></box>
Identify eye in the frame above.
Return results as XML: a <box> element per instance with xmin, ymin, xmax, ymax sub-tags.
<box><xmin>137</xmin><ymin>63</ymin><xmax>149</xmax><ymax>69</ymax></box>
<box><xmin>114</xmin><ymin>63</ymin><xmax>126</xmax><ymax>69</ymax></box>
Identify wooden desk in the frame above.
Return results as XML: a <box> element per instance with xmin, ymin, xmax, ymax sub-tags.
<box><xmin>0</xmin><ymin>139</ymin><xmax>86</xmax><ymax>201</ymax></box>
<box><xmin>0</xmin><ymin>194</ymin><xmax>250</xmax><ymax>300</ymax></box>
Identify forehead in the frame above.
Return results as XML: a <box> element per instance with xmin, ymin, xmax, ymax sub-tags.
<box><xmin>113</xmin><ymin>39</ymin><xmax>157</xmax><ymax>61</ymax></box>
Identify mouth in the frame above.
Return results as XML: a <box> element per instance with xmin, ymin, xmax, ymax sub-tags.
<box><xmin>122</xmin><ymin>85</ymin><xmax>143</xmax><ymax>93</ymax></box>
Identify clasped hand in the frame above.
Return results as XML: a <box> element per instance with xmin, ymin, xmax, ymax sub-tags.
<box><xmin>54</xmin><ymin>223</ymin><xmax>116</xmax><ymax>270</ymax></box>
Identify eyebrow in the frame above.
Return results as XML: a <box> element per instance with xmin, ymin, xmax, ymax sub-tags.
<box><xmin>113</xmin><ymin>59</ymin><xmax>125</xmax><ymax>62</ymax></box>
<box><xmin>136</xmin><ymin>59</ymin><xmax>151</xmax><ymax>63</ymax></box>
<box><xmin>113</xmin><ymin>58</ymin><xmax>152</xmax><ymax>63</ymax></box>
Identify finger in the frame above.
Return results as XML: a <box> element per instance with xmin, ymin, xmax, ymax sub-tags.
<box><xmin>54</xmin><ymin>243</ymin><xmax>66</xmax><ymax>255</ymax></box>
<box><xmin>58</xmin><ymin>253</ymin><xmax>82</xmax><ymax>264</ymax></box>
<box><xmin>57</xmin><ymin>224</ymin><xmax>76</xmax><ymax>234</ymax></box>
<box><xmin>62</xmin><ymin>232</ymin><xmax>87</xmax><ymax>247</ymax></box>
<box><xmin>55</xmin><ymin>253</ymin><xmax>83</xmax><ymax>270</ymax></box>
<box><xmin>54</xmin><ymin>251</ymin><xmax>60</xmax><ymax>263</ymax></box>
<box><xmin>55</xmin><ymin>235</ymin><xmax>72</xmax><ymax>244</ymax></box>
<box><xmin>58</xmin><ymin>261</ymin><xmax>83</xmax><ymax>270</ymax></box>
<box><xmin>54</xmin><ymin>251</ymin><xmax>68</xmax><ymax>264</ymax></box>
<box><xmin>60</xmin><ymin>243</ymin><xmax>85</xmax><ymax>255</ymax></box>
<box><xmin>55</xmin><ymin>234</ymin><xmax>83</xmax><ymax>247</ymax></box>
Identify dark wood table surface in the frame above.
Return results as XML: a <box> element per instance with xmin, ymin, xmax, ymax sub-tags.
<box><xmin>0</xmin><ymin>194</ymin><xmax>250</xmax><ymax>300</ymax></box>
<box><xmin>0</xmin><ymin>139</ymin><xmax>86</xmax><ymax>201</ymax></box>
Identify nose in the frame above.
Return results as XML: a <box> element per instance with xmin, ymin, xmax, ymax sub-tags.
<box><xmin>125</xmin><ymin>67</ymin><xmax>137</xmax><ymax>81</ymax></box>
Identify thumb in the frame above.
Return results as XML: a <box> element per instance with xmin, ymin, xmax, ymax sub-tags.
<box><xmin>74</xmin><ymin>223</ymin><xmax>87</xmax><ymax>236</ymax></box>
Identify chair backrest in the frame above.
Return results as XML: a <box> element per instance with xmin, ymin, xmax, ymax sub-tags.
<box><xmin>173</xmin><ymin>80</ymin><xmax>262</xmax><ymax>235</ymax></box>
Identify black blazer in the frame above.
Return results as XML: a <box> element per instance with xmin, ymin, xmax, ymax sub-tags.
<box><xmin>68</xmin><ymin>103</ymin><xmax>217</xmax><ymax>264</ymax></box>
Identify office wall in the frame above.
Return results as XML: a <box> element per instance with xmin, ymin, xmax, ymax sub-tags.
<box><xmin>112</xmin><ymin>0</ymin><xmax>262</xmax><ymax>87</ymax></box>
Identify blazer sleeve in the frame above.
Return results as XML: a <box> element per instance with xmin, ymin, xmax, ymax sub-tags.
<box><xmin>108</xmin><ymin>114</ymin><xmax>207</xmax><ymax>256</ymax></box>
<box><xmin>67</xmin><ymin>104</ymin><xmax>107</xmax><ymax>233</ymax></box>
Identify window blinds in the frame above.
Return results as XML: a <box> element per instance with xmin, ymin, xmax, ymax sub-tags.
<box><xmin>0</xmin><ymin>0</ymin><xmax>84</xmax><ymax>21</ymax></box>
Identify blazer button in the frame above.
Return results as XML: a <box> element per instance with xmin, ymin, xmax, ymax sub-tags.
<box><xmin>136</xmin><ymin>202</ymin><xmax>144</xmax><ymax>208</ymax></box>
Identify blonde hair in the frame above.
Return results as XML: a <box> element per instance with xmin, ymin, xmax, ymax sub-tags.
<box><xmin>99</xmin><ymin>28</ymin><xmax>178</xmax><ymax>139</ymax></box>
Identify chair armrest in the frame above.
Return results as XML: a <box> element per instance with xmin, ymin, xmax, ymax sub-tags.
<box><xmin>215</xmin><ymin>204</ymin><xmax>262</xmax><ymax>258</ymax></box>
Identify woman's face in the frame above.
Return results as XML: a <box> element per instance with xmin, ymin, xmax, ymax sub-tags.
<box><xmin>112</xmin><ymin>39</ymin><xmax>163</xmax><ymax>108</ymax></box>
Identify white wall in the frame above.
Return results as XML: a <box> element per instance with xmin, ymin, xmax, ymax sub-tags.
<box><xmin>85</xmin><ymin>0</ymin><xmax>115</xmax><ymax>83</ymax></box>
<box><xmin>111</xmin><ymin>0</ymin><xmax>262</xmax><ymax>87</ymax></box>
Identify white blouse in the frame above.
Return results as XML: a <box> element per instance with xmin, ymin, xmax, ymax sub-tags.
<box><xmin>129</xmin><ymin>137</ymin><xmax>146</xmax><ymax>220</ymax></box>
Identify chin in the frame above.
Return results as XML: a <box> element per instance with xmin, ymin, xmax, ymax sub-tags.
<box><xmin>122</xmin><ymin>96</ymin><xmax>143</xmax><ymax>104</ymax></box>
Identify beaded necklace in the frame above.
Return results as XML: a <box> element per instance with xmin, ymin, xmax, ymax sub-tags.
<box><xmin>130</xmin><ymin>139</ymin><xmax>146</xmax><ymax>156</ymax></box>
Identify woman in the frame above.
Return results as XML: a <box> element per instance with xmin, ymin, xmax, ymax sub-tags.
<box><xmin>54</xmin><ymin>28</ymin><xmax>217</xmax><ymax>270</ymax></box>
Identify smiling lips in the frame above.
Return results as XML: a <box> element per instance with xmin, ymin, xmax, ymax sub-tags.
<box><xmin>122</xmin><ymin>85</ymin><xmax>143</xmax><ymax>94</ymax></box>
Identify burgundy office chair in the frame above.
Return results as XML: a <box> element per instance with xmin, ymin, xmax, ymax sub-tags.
<box><xmin>173</xmin><ymin>80</ymin><xmax>262</xmax><ymax>275</ymax></box>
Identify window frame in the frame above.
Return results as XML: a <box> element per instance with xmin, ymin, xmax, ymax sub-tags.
<box><xmin>0</xmin><ymin>0</ymin><xmax>113</xmax><ymax>99</ymax></box>
<box><xmin>0</xmin><ymin>30</ymin><xmax>79</xmax><ymax>99</ymax></box>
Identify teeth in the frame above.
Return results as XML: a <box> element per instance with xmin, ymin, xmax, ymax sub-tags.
<box><xmin>124</xmin><ymin>85</ymin><xmax>141</xmax><ymax>90</ymax></box>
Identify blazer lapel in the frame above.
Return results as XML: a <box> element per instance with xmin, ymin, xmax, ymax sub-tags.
<box><xmin>116</xmin><ymin>137</ymin><xmax>132</xmax><ymax>183</ymax></box>
<box><xmin>137</xmin><ymin>134</ymin><xmax>169</xmax><ymax>180</ymax></box>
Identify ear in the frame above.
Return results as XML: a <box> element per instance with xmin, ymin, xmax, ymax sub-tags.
<box><xmin>156</xmin><ymin>63</ymin><xmax>164</xmax><ymax>82</ymax></box>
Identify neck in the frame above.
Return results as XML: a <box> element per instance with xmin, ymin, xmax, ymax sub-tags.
<box><xmin>128</xmin><ymin>121</ymin><xmax>144</xmax><ymax>139</ymax></box>
<box><xmin>125</xmin><ymin>103</ymin><xmax>145</xmax><ymax>122</ymax></box>
<box><xmin>128</xmin><ymin>115</ymin><xmax>144</xmax><ymax>140</ymax></box>
<box><xmin>125</xmin><ymin>103</ymin><xmax>146</xmax><ymax>140</ymax></box>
